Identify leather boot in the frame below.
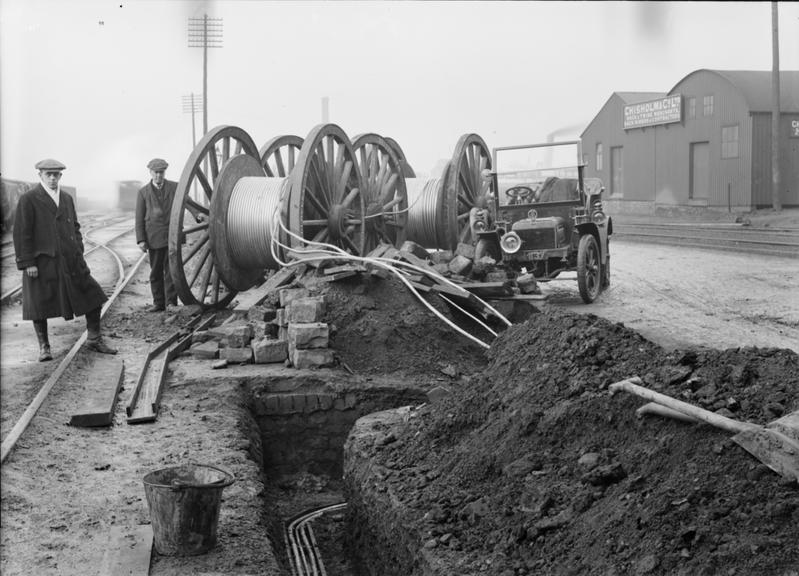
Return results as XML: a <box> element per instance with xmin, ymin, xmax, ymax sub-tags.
<box><xmin>85</xmin><ymin>307</ymin><xmax>117</xmax><ymax>355</ymax></box>
<box><xmin>33</xmin><ymin>320</ymin><xmax>52</xmax><ymax>362</ymax></box>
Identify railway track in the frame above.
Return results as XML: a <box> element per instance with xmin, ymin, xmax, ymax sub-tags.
<box><xmin>0</xmin><ymin>216</ymin><xmax>135</xmax><ymax>304</ymax></box>
<box><xmin>612</xmin><ymin>221</ymin><xmax>799</xmax><ymax>258</ymax></box>
<box><xmin>0</xmin><ymin>217</ymin><xmax>146</xmax><ymax>462</ymax></box>
<box><xmin>286</xmin><ymin>502</ymin><xmax>348</xmax><ymax>576</ymax></box>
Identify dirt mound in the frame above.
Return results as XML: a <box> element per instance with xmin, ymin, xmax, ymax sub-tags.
<box><xmin>360</xmin><ymin>308</ymin><xmax>799</xmax><ymax>575</ymax></box>
<box><xmin>302</xmin><ymin>273</ymin><xmax>490</xmax><ymax>379</ymax></box>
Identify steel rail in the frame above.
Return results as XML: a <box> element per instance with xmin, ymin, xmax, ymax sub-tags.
<box><xmin>285</xmin><ymin>502</ymin><xmax>347</xmax><ymax>576</ymax></box>
<box><xmin>613</xmin><ymin>224</ymin><xmax>799</xmax><ymax>258</ymax></box>
<box><xmin>0</xmin><ymin>225</ymin><xmax>135</xmax><ymax>304</ymax></box>
<box><xmin>0</xmin><ymin>243</ymin><xmax>147</xmax><ymax>463</ymax></box>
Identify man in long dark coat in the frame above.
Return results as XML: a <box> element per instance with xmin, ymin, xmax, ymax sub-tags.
<box><xmin>135</xmin><ymin>158</ymin><xmax>177</xmax><ymax>312</ymax></box>
<box><xmin>13</xmin><ymin>159</ymin><xmax>117</xmax><ymax>361</ymax></box>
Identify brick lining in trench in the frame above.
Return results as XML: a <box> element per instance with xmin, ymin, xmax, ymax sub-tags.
<box><xmin>248</xmin><ymin>380</ymin><xmax>428</xmax><ymax>478</ymax></box>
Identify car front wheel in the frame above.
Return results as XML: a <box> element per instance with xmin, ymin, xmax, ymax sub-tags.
<box><xmin>577</xmin><ymin>234</ymin><xmax>601</xmax><ymax>303</ymax></box>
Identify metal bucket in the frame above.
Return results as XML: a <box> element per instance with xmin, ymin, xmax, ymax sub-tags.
<box><xmin>143</xmin><ymin>463</ymin><xmax>235</xmax><ymax>556</ymax></box>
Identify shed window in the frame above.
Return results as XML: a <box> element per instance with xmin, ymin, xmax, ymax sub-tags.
<box><xmin>721</xmin><ymin>125</ymin><xmax>739</xmax><ymax>159</ymax></box>
<box><xmin>703</xmin><ymin>95</ymin><xmax>714</xmax><ymax>116</ymax></box>
<box><xmin>688</xmin><ymin>97</ymin><xmax>696</xmax><ymax>119</ymax></box>
<box><xmin>596</xmin><ymin>143</ymin><xmax>603</xmax><ymax>171</ymax></box>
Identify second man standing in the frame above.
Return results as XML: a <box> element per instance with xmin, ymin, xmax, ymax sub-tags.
<box><xmin>136</xmin><ymin>158</ymin><xmax>178</xmax><ymax>312</ymax></box>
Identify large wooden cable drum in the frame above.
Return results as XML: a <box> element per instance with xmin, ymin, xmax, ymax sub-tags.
<box><xmin>170</xmin><ymin>125</ymin><xmax>490</xmax><ymax>308</ymax></box>
<box><xmin>170</xmin><ymin>125</ymin><xmax>260</xmax><ymax>308</ymax></box>
<box><xmin>400</xmin><ymin>133</ymin><xmax>491</xmax><ymax>251</ymax></box>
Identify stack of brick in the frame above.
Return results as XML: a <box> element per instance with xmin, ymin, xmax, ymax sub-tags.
<box><xmin>279</xmin><ymin>288</ymin><xmax>335</xmax><ymax>369</ymax></box>
<box><xmin>188</xmin><ymin>285</ymin><xmax>335</xmax><ymax>369</ymax></box>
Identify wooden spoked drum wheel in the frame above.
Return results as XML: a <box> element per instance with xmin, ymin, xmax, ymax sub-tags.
<box><xmin>352</xmin><ymin>133</ymin><xmax>408</xmax><ymax>252</ymax></box>
<box><xmin>442</xmin><ymin>133</ymin><xmax>492</xmax><ymax>249</ymax></box>
<box><xmin>259</xmin><ymin>134</ymin><xmax>303</xmax><ymax>178</ymax></box>
<box><xmin>169</xmin><ymin>125</ymin><xmax>259</xmax><ymax>307</ymax></box>
<box><xmin>286</xmin><ymin>124</ymin><xmax>365</xmax><ymax>256</ymax></box>
<box><xmin>384</xmin><ymin>136</ymin><xmax>416</xmax><ymax>178</ymax></box>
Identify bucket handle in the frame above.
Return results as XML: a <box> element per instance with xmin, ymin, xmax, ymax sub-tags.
<box><xmin>145</xmin><ymin>463</ymin><xmax>236</xmax><ymax>491</ymax></box>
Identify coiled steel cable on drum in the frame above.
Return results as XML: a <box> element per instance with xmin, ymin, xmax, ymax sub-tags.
<box><xmin>226</xmin><ymin>177</ymin><xmax>287</xmax><ymax>271</ymax></box>
<box><xmin>405</xmin><ymin>173</ymin><xmax>448</xmax><ymax>249</ymax></box>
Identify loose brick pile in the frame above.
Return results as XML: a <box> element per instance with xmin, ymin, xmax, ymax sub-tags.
<box><xmin>187</xmin><ymin>287</ymin><xmax>335</xmax><ymax>369</ymax></box>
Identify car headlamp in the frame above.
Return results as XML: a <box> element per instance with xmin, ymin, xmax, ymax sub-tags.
<box><xmin>500</xmin><ymin>231</ymin><xmax>522</xmax><ymax>254</ymax></box>
<box><xmin>592</xmin><ymin>211</ymin><xmax>607</xmax><ymax>224</ymax></box>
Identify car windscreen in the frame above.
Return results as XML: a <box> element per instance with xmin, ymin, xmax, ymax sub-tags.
<box><xmin>494</xmin><ymin>142</ymin><xmax>581</xmax><ymax>207</ymax></box>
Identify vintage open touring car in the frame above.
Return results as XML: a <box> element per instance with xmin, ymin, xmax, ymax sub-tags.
<box><xmin>472</xmin><ymin>140</ymin><xmax>612</xmax><ymax>303</ymax></box>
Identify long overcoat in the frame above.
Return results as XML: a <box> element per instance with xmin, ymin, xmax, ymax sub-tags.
<box><xmin>135</xmin><ymin>180</ymin><xmax>176</xmax><ymax>250</ymax></box>
<box><xmin>13</xmin><ymin>184</ymin><xmax>107</xmax><ymax>321</ymax></box>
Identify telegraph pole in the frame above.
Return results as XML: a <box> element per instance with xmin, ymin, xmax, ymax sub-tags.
<box><xmin>188</xmin><ymin>15</ymin><xmax>223</xmax><ymax>136</ymax></box>
<box><xmin>182</xmin><ymin>93</ymin><xmax>203</xmax><ymax>148</ymax></box>
<box><xmin>770</xmin><ymin>2</ymin><xmax>782</xmax><ymax>211</ymax></box>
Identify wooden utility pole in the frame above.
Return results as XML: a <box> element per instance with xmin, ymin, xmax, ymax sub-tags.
<box><xmin>182</xmin><ymin>93</ymin><xmax>203</xmax><ymax>147</ymax></box>
<box><xmin>188</xmin><ymin>15</ymin><xmax>223</xmax><ymax>137</ymax></box>
<box><xmin>770</xmin><ymin>2</ymin><xmax>782</xmax><ymax>211</ymax></box>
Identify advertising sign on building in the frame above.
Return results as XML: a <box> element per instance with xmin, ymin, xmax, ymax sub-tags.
<box><xmin>624</xmin><ymin>95</ymin><xmax>682</xmax><ymax>130</ymax></box>
<box><xmin>791</xmin><ymin>119</ymin><xmax>799</xmax><ymax>138</ymax></box>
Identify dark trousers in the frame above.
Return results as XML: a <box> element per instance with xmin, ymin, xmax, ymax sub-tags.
<box><xmin>148</xmin><ymin>247</ymin><xmax>177</xmax><ymax>306</ymax></box>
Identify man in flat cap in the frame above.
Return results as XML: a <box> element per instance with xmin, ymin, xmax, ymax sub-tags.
<box><xmin>136</xmin><ymin>158</ymin><xmax>178</xmax><ymax>312</ymax></box>
<box><xmin>13</xmin><ymin>159</ymin><xmax>117</xmax><ymax>361</ymax></box>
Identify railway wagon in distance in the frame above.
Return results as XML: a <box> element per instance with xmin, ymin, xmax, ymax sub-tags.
<box><xmin>1</xmin><ymin>178</ymin><xmax>77</xmax><ymax>232</ymax></box>
<box><xmin>117</xmin><ymin>180</ymin><xmax>143</xmax><ymax>212</ymax></box>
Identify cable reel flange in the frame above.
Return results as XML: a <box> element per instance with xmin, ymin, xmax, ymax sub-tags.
<box><xmin>170</xmin><ymin>124</ymin><xmax>259</xmax><ymax>308</ymax></box>
<box><xmin>287</xmin><ymin>124</ymin><xmax>366</xmax><ymax>257</ymax></box>
<box><xmin>352</xmin><ymin>133</ymin><xmax>409</xmax><ymax>252</ymax></box>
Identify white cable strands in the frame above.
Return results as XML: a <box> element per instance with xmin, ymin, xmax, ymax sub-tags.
<box><xmin>267</xmin><ymin>213</ymin><xmax>510</xmax><ymax>349</ymax></box>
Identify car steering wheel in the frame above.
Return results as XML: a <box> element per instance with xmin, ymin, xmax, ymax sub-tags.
<box><xmin>505</xmin><ymin>186</ymin><xmax>535</xmax><ymax>202</ymax></box>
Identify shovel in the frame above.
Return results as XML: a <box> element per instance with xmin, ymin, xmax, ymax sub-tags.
<box><xmin>609</xmin><ymin>376</ymin><xmax>799</xmax><ymax>481</ymax></box>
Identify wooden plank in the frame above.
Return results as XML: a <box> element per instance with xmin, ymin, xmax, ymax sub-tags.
<box><xmin>365</xmin><ymin>243</ymin><xmax>392</xmax><ymax>258</ymax></box>
<box><xmin>408</xmin><ymin>281</ymin><xmax>433</xmax><ymax>293</ymax></box>
<box><xmin>323</xmin><ymin>264</ymin><xmax>366</xmax><ymax>275</ymax></box>
<box><xmin>127</xmin><ymin>350</ymin><xmax>169</xmax><ymax>424</ymax></box>
<box><xmin>69</xmin><ymin>357</ymin><xmax>125</xmax><ymax>427</ymax></box>
<box><xmin>460</xmin><ymin>281</ymin><xmax>514</xmax><ymax>297</ymax></box>
<box><xmin>97</xmin><ymin>525</ymin><xmax>152</xmax><ymax>576</ymax></box>
<box><xmin>397</xmin><ymin>251</ymin><xmax>433</xmax><ymax>270</ymax></box>
<box><xmin>232</xmin><ymin>266</ymin><xmax>297</xmax><ymax>312</ymax></box>
<box><xmin>126</xmin><ymin>332</ymin><xmax>182</xmax><ymax>418</ymax></box>
<box><xmin>127</xmin><ymin>315</ymin><xmax>215</xmax><ymax>424</ymax></box>
<box><xmin>487</xmin><ymin>293</ymin><xmax>549</xmax><ymax>301</ymax></box>
<box><xmin>321</xmin><ymin>270</ymin><xmax>358</xmax><ymax>282</ymax></box>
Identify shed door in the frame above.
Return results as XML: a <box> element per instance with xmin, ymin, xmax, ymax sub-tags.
<box><xmin>690</xmin><ymin>142</ymin><xmax>709</xmax><ymax>199</ymax></box>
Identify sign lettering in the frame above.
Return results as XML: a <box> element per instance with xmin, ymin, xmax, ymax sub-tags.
<box><xmin>624</xmin><ymin>95</ymin><xmax>682</xmax><ymax>130</ymax></box>
<box><xmin>791</xmin><ymin>119</ymin><xmax>799</xmax><ymax>138</ymax></box>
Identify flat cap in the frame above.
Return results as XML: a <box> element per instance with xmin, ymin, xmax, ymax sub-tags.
<box><xmin>147</xmin><ymin>158</ymin><xmax>169</xmax><ymax>171</ymax></box>
<box><xmin>35</xmin><ymin>158</ymin><xmax>66</xmax><ymax>171</ymax></box>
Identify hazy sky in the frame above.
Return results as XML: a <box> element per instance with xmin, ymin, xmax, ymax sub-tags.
<box><xmin>2</xmin><ymin>0</ymin><xmax>798</xmax><ymax>204</ymax></box>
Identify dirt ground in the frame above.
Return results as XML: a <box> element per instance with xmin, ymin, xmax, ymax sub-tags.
<box><xmin>1</xmin><ymin>218</ymin><xmax>797</xmax><ymax>575</ymax></box>
<box><xmin>345</xmin><ymin>310</ymin><xmax>799</xmax><ymax>575</ymax></box>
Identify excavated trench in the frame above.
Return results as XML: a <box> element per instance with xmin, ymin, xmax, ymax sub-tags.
<box><xmin>241</xmin><ymin>371</ymin><xmax>430</xmax><ymax>575</ymax></box>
